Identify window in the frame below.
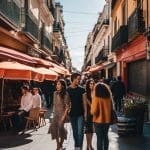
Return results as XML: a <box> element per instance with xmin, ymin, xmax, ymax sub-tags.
<box><xmin>114</xmin><ymin>17</ymin><xmax>117</xmax><ymax>35</ymax></box>
<box><xmin>122</xmin><ymin>2</ymin><xmax>127</xmax><ymax>25</ymax></box>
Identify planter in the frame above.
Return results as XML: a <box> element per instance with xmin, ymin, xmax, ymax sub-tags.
<box><xmin>124</xmin><ymin>105</ymin><xmax>146</xmax><ymax>135</ymax></box>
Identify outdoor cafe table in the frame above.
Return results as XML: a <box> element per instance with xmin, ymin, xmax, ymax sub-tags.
<box><xmin>0</xmin><ymin>111</ymin><xmax>15</xmax><ymax>131</ymax></box>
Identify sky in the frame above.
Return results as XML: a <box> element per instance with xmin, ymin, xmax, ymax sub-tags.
<box><xmin>59</xmin><ymin>0</ymin><xmax>106</xmax><ymax>71</ymax></box>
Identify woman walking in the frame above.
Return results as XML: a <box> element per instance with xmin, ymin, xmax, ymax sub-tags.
<box><xmin>91</xmin><ymin>82</ymin><xmax>113</xmax><ymax>150</ymax></box>
<box><xmin>84</xmin><ymin>79</ymin><xmax>95</xmax><ymax>150</ymax></box>
<box><xmin>48</xmin><ymin>79</ymin><xmax>71</xmax><ymax>150</ymax></box>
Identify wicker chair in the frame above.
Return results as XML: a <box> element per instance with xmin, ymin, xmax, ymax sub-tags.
<box><xmin>24</xmin><ymin>107</ymin><xmax>40</xmax><ymax>131</ymax></box>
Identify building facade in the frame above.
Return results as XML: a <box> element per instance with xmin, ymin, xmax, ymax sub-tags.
<box><xmin>83</xmin><ymin>2</ymin><xmax>111</xmax><ymax>79</ymax></box>
<box><xmin>52</xmin><ymin>2</ymin><xmax>71</xmax><ymax>69</ymax></box>
<box><xmin>0</xmin><ymin>0</ymin><xmax>71</xmax><ymax>69</ymax></box>
<box><xmin>111</xmin><ymin>0</ymin><xmax>150</xmax><ymax>98</ymax></box>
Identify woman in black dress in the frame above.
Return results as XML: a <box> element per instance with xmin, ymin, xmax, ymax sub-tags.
<box><xmin>84</xmin><ymin>79</ymin><xmax>95</xmax><ymax>150</ymax></box>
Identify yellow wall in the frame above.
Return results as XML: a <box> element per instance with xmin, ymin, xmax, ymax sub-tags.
<box><xmin>112</xmin><ymin>0</ymin><xmax>128</xmax><ymax>35</ymax></box>
<box><xmin>127</xmin><ymin>0</ymin><xmax>136</xmax><ymax>17</ymax></box>
<box><xmin>143</xmin><ymin>0</ymin><xmax>150</xmax><ymax>28</ymax></box>
<box><xmin>112</xmin><ymin>0</ymin><xmax>149</xmax><ymax>36</ymax></box>
<box><xmin>29</xmin><ymin>0</ymin><xmax>39</xmax><ymax>21</ymax></box>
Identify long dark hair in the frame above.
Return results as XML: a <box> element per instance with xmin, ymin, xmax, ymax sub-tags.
<box><xmin>95</xmin><ymin>82</ymin><xmax>111</xmax><ymax>99</ymax></box>
<box><xmin>56</xmin><ymin>79</ymin><xmax>67</xmax><ymax>99</ymax></box>
<box><xmin>86</xmin><ymin>79</ymin><xmax>94</xmax><ymax>102</ymax></box>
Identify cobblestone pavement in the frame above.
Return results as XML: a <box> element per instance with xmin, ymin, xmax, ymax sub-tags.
<box><xmin>0</xmin><ymin>120</ymin><xmax>150</xmax><ymax>150</ymax></box>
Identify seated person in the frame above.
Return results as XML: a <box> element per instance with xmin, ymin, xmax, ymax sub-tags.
<box><xmin>13</xmin><ymin>85</ymin><xmax>33</xmax><ymax>132</ymax></box>
<box><xmin>32</xmin><ymin>87</ymin><xmax>42</xmax><ymax>108</ymax></box>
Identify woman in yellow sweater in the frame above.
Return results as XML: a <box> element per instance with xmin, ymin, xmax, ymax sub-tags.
<box><xmin>91</xmin><ymin>82</ymin><xmax>113</xmax><ymax>150</ymax></box>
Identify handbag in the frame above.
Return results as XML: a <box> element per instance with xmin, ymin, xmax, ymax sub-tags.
<box><xmin>111</xmin><ymin>109</ymin><xmax>118</xmax><ymax>124</ymax></box>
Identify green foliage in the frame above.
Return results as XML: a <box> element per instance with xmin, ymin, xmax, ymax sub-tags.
<box><xmin>123</xmin><ymin>95</ymin><xmax>146</xmax><ymax>109</ymax></box>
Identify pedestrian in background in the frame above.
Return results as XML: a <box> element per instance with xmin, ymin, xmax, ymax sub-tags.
<box><xmin>67</xmin><ymin>73</ymin><xmax>87</xmax><ymax>150</ymax></box>
<box><xmin>32</xmin><ymin>87</ymin><xmax>42</xmax><ymax>108</ymax></box>
<box><xmin>48</xmin><ymin>79</ymin><xmax>71</xmax><ymax>150</ymax></box>
<box><xmin>111</xmin><ymin>76</ymin><xmax>126</xmax><ymax>112</ymax></box>
<box><xmin>84</xmin><ymin>79</ymin><xmax>95</xmax><ymax>150</ymax></box>
<box><xmin>91</xmin><ymin>83</ymin><xmax>113</xmax><ymax>150</ymax></box>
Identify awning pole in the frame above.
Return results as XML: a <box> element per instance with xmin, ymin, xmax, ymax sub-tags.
<box><xmin>1</xmin><ymin>78</ymin><xmax>4</xmax><ymax>114</ymax></box>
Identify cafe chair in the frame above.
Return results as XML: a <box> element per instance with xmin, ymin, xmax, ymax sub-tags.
<box><xmin>39</xmin><ymin>109</ymin><xmax>48</xmax><ymax>127</ymax></box>
<box><xmin>24</xmin><ymin>107</ymin><xmax>40</xmax><ymax>131</ymax></box>
<box><xmin>0</xmin><ymin>112</ymin><xmax>14</xmax><ymax>131</ymax></box>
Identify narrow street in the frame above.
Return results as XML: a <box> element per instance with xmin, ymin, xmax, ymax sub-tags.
<box><xmin>0</xmin><ymin>120</ymin><xmax>150</xmax><ymax>150</ymax></box>
<box><xmin>0</xmin><ymin>0</ymin><xmax>150</xmax><ymax>150</ymax></box>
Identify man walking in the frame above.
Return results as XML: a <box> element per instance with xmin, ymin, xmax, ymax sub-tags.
<box><xmin>111</xmin><ymin>76</ymin><xmax>126</xmax><ymax>112</ymax></box>
<box><xmin>67</xmin><ymin>73</ymin><xmax>87</xmax><ymax>150</ymax></box>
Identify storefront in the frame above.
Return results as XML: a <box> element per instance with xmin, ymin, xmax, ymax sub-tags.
<box><xmin>116</xmin><ymin>35</ymin><xmax>149</xmax><ymax>97</ymax></box>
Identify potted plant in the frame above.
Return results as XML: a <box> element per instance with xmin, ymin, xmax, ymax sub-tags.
<box><xmin>123</xmin><ymin>95</ymin><xmax>146</xmax><ymax>135</ymax></box>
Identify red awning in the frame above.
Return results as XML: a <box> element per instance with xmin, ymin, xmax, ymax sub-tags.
<box><xmin>0</xmin><ymin>46</ymin><xmax>37</xmax><ymax>64</ymax></box>
<box><xmin>0</xmin><ymin>46</ymin><xmax>71</xmax><ymax>75</ymax></box>
<box><xmin>89</xmin><ymin>64</ymin><xmax>104</xmax><ymax>72</ymax></box>
<box><xmin>82</xmin><ymin>71</ymin><xmax>90</xmax><ymax>75</ymax></box>
<box><xmin>50</xmin><ymin>62</ymin><xmax>71</xmax><ymax>75</ymax></box>
<box><xmin>0</xmin><ymin>61</ymin><xmax>44</xmax><ymax>81</ymax></box>
<box><xmin>35</xmin><ymin>67</ymin><xmax>58</xmax><ymax>81</ymax></box>
<box><xmin>32</xmin><ymin>57</ymin><xmax>54</xmax><ymax>67</ymax></box>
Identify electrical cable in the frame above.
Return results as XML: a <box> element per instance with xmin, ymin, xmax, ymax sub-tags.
<box><xmin>64</xmin><ymin>10</ymin><xmax>99</xmax><ymax>15</ymax></box>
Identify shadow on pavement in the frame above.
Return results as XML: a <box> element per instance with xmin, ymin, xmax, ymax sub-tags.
<box><xmin>0</xmin><ymin>133</ymin><xmax>33</xmax><ymax>149</ymax></box>
<box><xmin>109</xmin><ymin>123</ymin><xmax>150</xmax><ymax>150</ymax></box>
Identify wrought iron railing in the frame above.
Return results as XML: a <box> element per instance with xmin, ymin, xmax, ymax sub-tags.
<box><xmin>53</xmin><ymin>21</ymin><xmax>60</xmax><ymax>32</ymax></box>
<box><xmin>41</xmin><ymin>32</ymin><xmax>52</xmax><ymax>51</ymax></box>
<box><xmin>95</xmin><ymin>47</ymin><xmax>108</xmax><ymax>64</ymax></box>
<box><xmin>112</xmin><ymin>25</ymin><xmax>128</xmax><ymax>52</ymax></box>
<box><xmin>24</xmin><ymin>11</ymin><xmax>39</xmax><ymax>39</ymax></box>
<box><xmin>128</xmin><ymin>8</ymin><xmax>145</xmax><ymax>41</ymax></box>
<box><xmin>86</xmin><ymin>60</ymin><xmax>91</xmax><ymax>67</ymax></box>
<box><xmin>102</xmin><ymin>19</ymin><xmax>109</xmax><ymax>26</ymax></box>
<box><xmin>0</xmin><ymin>0</ymin><xmax>20</xmax><ymax>27</ymax></box>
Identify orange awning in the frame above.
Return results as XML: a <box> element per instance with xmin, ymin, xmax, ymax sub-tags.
<box><xmin>50</xmin><ymin>62</ymin><xmax>71</xmax><ymax>75</ymax></box>
<box><xmin>89</xmin><ymin>64</ymin><xmax>104</xmax><ymax>72</ymax></box>
<box><xmin>82</xmin><ymin>71</ymin><xmax>90</xmax><ymax>75</ymax></box>
<box><xmin>32</xmin><ymin>57</ymin><xmax>54</xmax><ymax>67</ymax></box>
<box><xmin>0</xmin><ymin>46</ymin><xmax>36</xmax><ymax>64</ymax></box>
<box><xmin>0</xmin><ymin>61</ymin><xmax>44</xmax><ymax>81</ymax></box>
<box><xmin>35</xmin><ymin>67</ymin><xmax>58</xmax><ymax>81</ymax></box>
<box><xmin>0</xmin><ymin>46</ymin><xmax>71</xmax><ymax>76</ymax></box>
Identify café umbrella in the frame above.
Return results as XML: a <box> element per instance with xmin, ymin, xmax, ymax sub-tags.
<box><xmin>0</xmin><ymin>61</ymin><xmax>44</xmax><ymax>114</ymax></box>
<box><xmin>35</xmin><ymin>67</ymin><xmax>58</xmax><ymax>81</ymax></box>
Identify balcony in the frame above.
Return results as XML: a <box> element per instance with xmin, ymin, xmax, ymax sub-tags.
<box><xmin>95</xmin><ymin>47</ymin><xmax>109</xmax><ymax>64</ymax></box>
<box><xmin>41</xmin><ymin>33</ymin><xmax>52</xmax><ymax>51</ymax></box>
<box><xmin>111</xmin><ymin>0</ymin><xmax>117</xmax><ymax>10</ymax></box>
<box><xmin>102</xmin><ymin>19</ymin><xmax>109</xmax><ymax>26</ymax></box>
<box><xmin>24</xmin><ymin>11</ymin><xmax>39</xmax><ymax>40</ymax></box>
<box><xmin>0</xmin><ymin>0</ymin><xmax>20</xmax><ymax>27</ymax></box>
<box><xmin>112</xmin><ymin>25</ymin><xmax>128</xmax><ymax>52</ymax></box>
<box><xmin>128</xmin><ymin>8</ymin><xmax>146</xmax><ymax>41</ymax></box>
<box><xmin>53</xmin><ymin>22</ymin><xmax>60</xmax><ymax>32</ymax></box>
<box><xmin>45</xmin><ymin>0</ymin><xmax>55</xmax><ymax>17</ymax></box>
<box><xmin>86</xmin><ymin>60</ymin><xmax>91</xmax><ymax>67</ymax></box>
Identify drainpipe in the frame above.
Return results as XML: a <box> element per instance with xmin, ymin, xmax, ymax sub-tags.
<box><xmin>146</xmin><ymin>0</ymin><xmax>149</xmax><ymax>29</ymax></box>
<box><xmin>145</xmin><ymin>0</ymin><xmax>150</xmax><ymax>118</ymax></box>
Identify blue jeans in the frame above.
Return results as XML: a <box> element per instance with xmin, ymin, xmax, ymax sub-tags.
<box><xmin>13</xmin><ymin>111</ymin><xmax>29</xmax><ymax>131</ymax></box>
<box><xmin>94</xmin><ymin>123</ymin><xmax>110</xmax><ymax>150</ymax></box>
<box><xmin>70</xmin><ymin>115</ymin><xmax>84</xmax><ymax>148</ymax></box>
